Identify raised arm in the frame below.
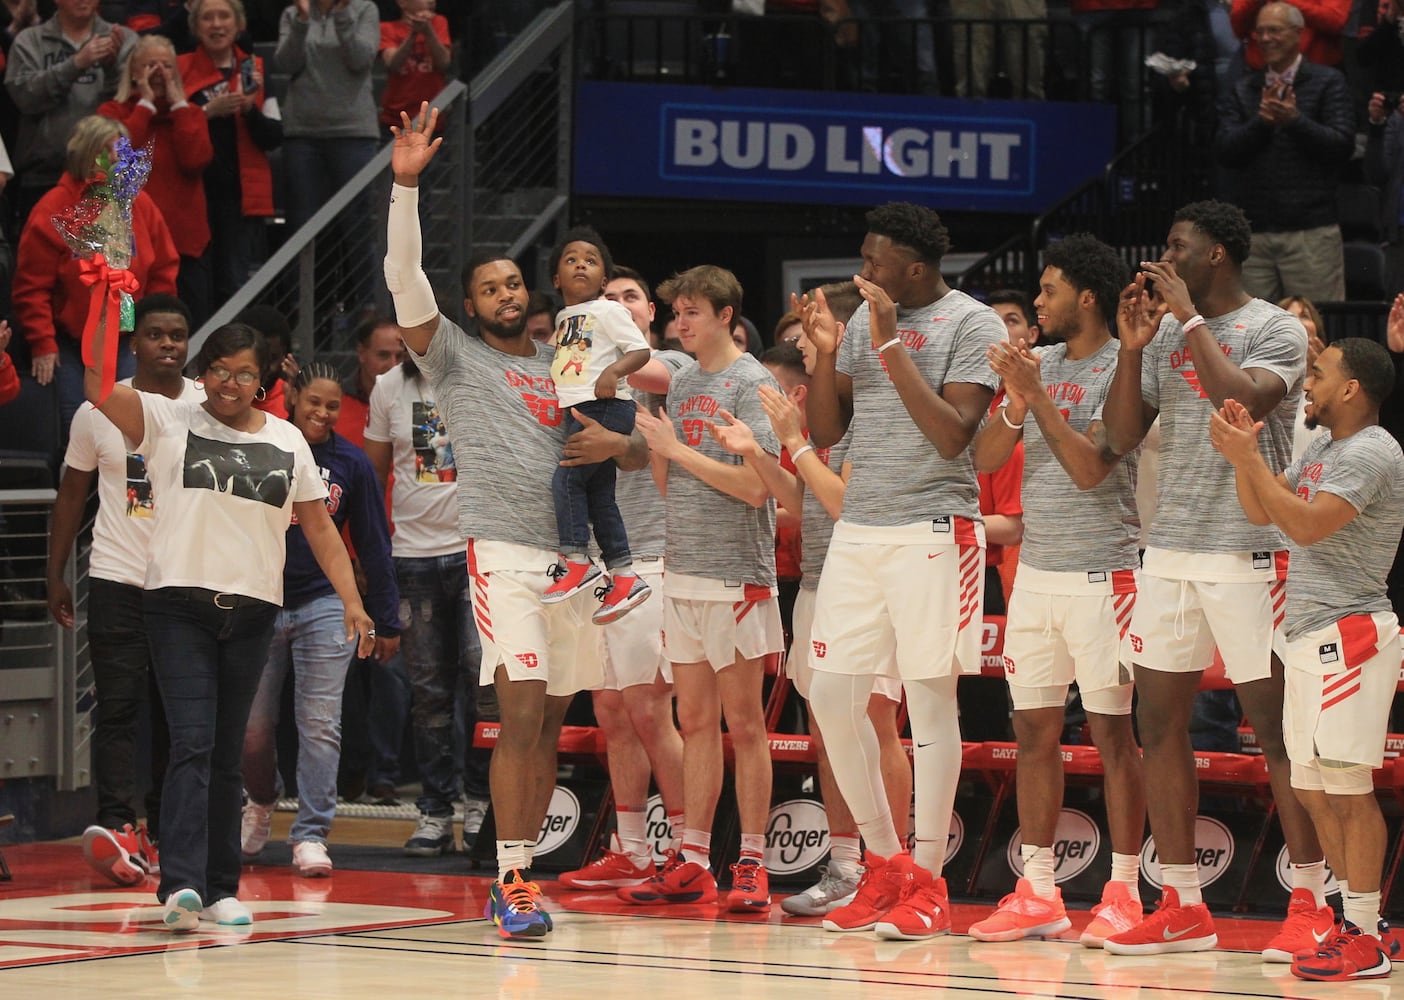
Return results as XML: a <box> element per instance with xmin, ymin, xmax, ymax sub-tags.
<box><xmin>1103</xmin><ymin>276</ymin><xmax>1161</xmax><ymax>454</ymax></box>
<box><xmin>796</xmin><ymin>288</ymin><xmax>853</xmax><ymax>448</ymax></box>
<box><xmin>384</xmin><ymin>103</ymin><xmax>444</xmax><ymax>356</ymax></box>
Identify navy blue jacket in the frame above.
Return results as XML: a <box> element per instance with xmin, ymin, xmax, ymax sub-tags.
<box><xmin>284</xmin><ymin>431</ymin><xmax>401</xmax><ymax>636</ymax></box>
<box><xmin>1216</xmin><ymin>59</ymin><xmax>1355</xmax><ymax>232</ymax></box>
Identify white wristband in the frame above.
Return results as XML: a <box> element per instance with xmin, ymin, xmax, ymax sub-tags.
<box><xmin>1182</xmin><ymin>313</ymin><xmax>1207</xmax><ymax>334</ymax></box>
<box><xmin>1000</xmin><ymin>408</ymin><xmax>1025</xmax><ymax>430</ymax></box>
<box><xmin>384</xmin><ymin>183</ymin><xmax>438</xmax><ymax>329</ymax></box>
<box><xmin>789</xmin><ymin>443</ymin><xmax>815</xmax><ymax>463</ymax></box>
<box><xmin>876</xmin><ymin>337</ymin><xmax>902</xmax><ymax>353</ymax></box>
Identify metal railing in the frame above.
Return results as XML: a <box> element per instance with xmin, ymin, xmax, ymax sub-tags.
<box><xmin>192</xmin><ymin>3</ymin><xmax>576</xmax><ymax>371</ymax></box>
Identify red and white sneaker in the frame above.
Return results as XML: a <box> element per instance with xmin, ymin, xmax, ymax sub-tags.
<box><xmin>822</xmin><ymin>851</ymin><xmax>909</xmax><ymax>933</ymax></box>
<box><xmin>559</xmin><ymin>835</ymin><xmax>655</xmax><ymax>889</ymax></box>
<box><xmin>1079</xmin><ymin>880</ymin><xmax>1143</xmax><ymax>948</ymax></box>
<box><xmin>1378</xmin><ymin>919</ymin><xmax>1401</xmax><ymax>958</ymax></box>
<box><xmin>1262</xmin><ymin>887</ymin><xmax>1336</xmax><ymax>963</ymax></box>
<box><xmin>136</xmin><ymin>825</ymin><xmax>160</xmax><ymax>875</ymax></box>
<box><xmin>727</xmin><ymin>857</ymin><xmax>771</xmax><ymax>912</ymax></box>
<box><xmin>1103</xmin><ymin>886</ymin><xmax>1217</xmax><ymax>955</ymax></box>
<box><xmin>617</xmin><ymin>849</ymin><xmax>717</xmax><ymax>904</ymax></box>
<box><xmin>968</xmin><ymin>878</ymin><xmax>1072</xmax><ymax>942</ymax></box>
<box><xmin>82</xmin><ymin>825</ymin><xmax>147</xmax><ymax>886</ymax></box>
<box><xmin>1291</xmin><ymin>924</ymin><xmax>1393</xmax><ymax>981</ymax></box>
<box><xmin>542</xmin><ymin>559</ymin><xmax>603</xmax><ymax>604</ymax></box>
<box><xmin>592</xmin><ymin>574</ymin><xmax>652</xmax><ymax>625</ymax></box>
<box><xmin>874</xmin><ymin>871</ymin><xmax>951</xmax><ymax>941</ymax></box>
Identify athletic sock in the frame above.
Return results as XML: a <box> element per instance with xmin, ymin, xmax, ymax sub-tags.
<box><xmin>1021</xmin><ymin>844</ymin><xmax>1057</xmax><ymax>898</ymax></box>
<box><xmin>1345</xmin><ymin>890</ymin><xmax>1382</xmax><ymax>935</ymax></box>
<box><xmin>1111</xmin><ymin>852</ymin><xmax>1141</xmax><ymax>900</ymax></box>
<box><xmin>681</xmin><ymin>828</ymin><xmax>712</xmax><ymax>870</ymax></box>
<box><xmin>828</xmin><ymin>833</ymin><xmax>860</xmax><ymax>878</ymax></box>
<box><xmin>739</xmin><ymin>832</ymin><xmax>764</xmax><ymax>861</ymax></box>
<box><xmin>616</xmin><ymin>806</ymin><xmax>648</xmax><ymax>860</ymax></box>
<box><xmin>1292</xmin><ymin>859</ymin><xmax>1329</xmax><ymax>909</ymax></box>
<box><xmin>1161</xmin><ymin>862</ymin><xmax>1202</xmax><ymax>906</ymax></box>
<box><xmin>497</xmin><ymin>840</ymin><xmax>528</xmax><ymax>880</ymax></box>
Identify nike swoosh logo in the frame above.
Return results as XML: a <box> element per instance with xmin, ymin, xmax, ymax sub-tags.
<box><xmin>916</xmin><ymin>912</ymin><xmax>933</xmax><ymax>928</ymax></box>
<box><xmin>926</xmin><ymin>553</ymin><xmax>942</xmax><ymax>560</ymax></box>
<box><xmin>679</xmin><ymin>872</ymin><xmax>703</xmax><ymax>887</ymax></box>
<box><xmin>1163</xmin><ymin>924</ymin><xmax>1200</xmax><ymax>940</ymax></box>
<box><xmin>1312</xmin><ymin>928</ymin><xmax>1332</xmax><ymax>944</ymax></box>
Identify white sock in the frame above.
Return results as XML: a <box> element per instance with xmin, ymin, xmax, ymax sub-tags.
<box><xmin>1111</xmin><ymin>852</ymin><xmax>1141</xmax><ymax>900</ymax></box>
<box><xmin>681</xmin><ymin>828</ymin><xmax>711</xmax><ymax>869</ymax></box>
<box><xmin>1292</xmin><ymin>859</ymin><xmax>1329</xmax><ymax>908</ymax></box>
<box><xmin>524</xmin><ymin>838</ymin><xmax>536</xmax><ymax>866</ymax></box>
<box><xmin>739</xmin><ymin>832</ymin><xmax>764</xmax><ymax>860</ymax></box>
<box><xmin>1021</xmin><ymin>844</ymin><xmax>1057</xmax><ymax>898</ymax></box>
<box><xmin>1161</xmin><ymin>862</ymin><xmax>1202</xmax><ymax>906</ymax></box>
<box><xmin>828</xmin><ymin>833</ymin><xmax>861</xmax><ymax>877</ymax></box>
<box><xmin>1345</xmin><ymin>890</ymin><xmax>1382</xmax><ymax>934</ymax></box>
<box><xmin>616</xmin><ymin>807</ymin><xmax>648</xmax><ymax>860</ymax></box>
<box><xmin>497</xmin><ymin>840</ymin><xmax>528</xmax><ymax>880</ymax></box>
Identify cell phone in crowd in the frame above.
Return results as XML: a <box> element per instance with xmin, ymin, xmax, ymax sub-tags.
<box><xmin>240</xmin><ymin>56</ymin><xmax>256</xmax><ymax>94</ymax></box>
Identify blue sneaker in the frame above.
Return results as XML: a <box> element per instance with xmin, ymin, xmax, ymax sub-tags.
<box><xmin>484</xmin><ymin>870</ymin><xmax>551</xmax><ymax>939</ymax></box>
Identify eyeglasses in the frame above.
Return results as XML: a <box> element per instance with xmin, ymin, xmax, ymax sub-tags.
<box><xmin>207</xmin><ymin>366</ymin><xmax>259</xmax><ymax>387</ymax></box>
<box><xmin>1254</xmin><ymin>24</ymin><xmax>1294</xmax><ymax>36</ymax></box>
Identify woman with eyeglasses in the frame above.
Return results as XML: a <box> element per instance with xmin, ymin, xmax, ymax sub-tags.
<box><xmin>240</xmin><ymin>363</ymin><xmax>400</xmax><ymax>878</ymax></box>
<box><xmin>80</xmin><ymin>321</ymin><xmax>375</xmax><ymax>932</ymax></box>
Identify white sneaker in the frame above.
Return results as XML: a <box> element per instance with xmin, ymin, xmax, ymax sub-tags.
<box><xmin>163</xmin><ymin>887</ymin><xmax>203</xmax><ymax>932</ymax></box>
<box><xmin>463</xmin><ymin>797</ymin><xmax>490</xmax><ymax>841</ymax></box>
<box><xmin>241</xmin><ymin>800</ymin><xmax>274</xmax><ymax>856</ymax></box>
<box><xmin>781</xmin><ymin>864</ymin><xmax>861</xmax><ymax>916</ymax></box>
<box><xmin>201</xmin><ymin>897</ymin><xmax>253</xmax><ymax>925</ymax></box>
<box><xmin>293</xmin><ymin>840</ymin><xmax>333</xmax><ymax>878</ymax></box>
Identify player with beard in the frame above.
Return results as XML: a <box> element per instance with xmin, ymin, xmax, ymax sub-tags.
<box><xmin>970</xmin><ymin>234</ymin><xmax>1146</xmax><ymax>946</ymax></box>
<box><xmin>383</xmin><ymin>104</ymin><xmax>648</xmax><ymax>940</ymax></box>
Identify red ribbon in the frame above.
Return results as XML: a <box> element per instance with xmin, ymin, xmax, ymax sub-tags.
<box><xmin>78</xmin><ymin>254</ymin><xmax>142</xmax><ymax>403</ymax></box>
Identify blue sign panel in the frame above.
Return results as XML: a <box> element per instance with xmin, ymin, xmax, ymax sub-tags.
<box><xmin>573</xmin><ymin>81</ymin><xmax>1116</xmax><ymax>213</ymax></box>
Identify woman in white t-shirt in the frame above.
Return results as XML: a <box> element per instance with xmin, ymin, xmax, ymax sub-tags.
<box><xmin>82</xmin><ymin>321</ymin><xmax>374</xmax><ymax>932</ymax></box>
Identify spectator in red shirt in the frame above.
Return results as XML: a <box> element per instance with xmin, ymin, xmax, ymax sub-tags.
<box><xmin>12</xmin><ymin>114</ymin><xmax>179</xmax><ymax>437</ymax></box>
<box><xmin>180</xmin><ymin>0</ymin><xmax>281</xmax><ymax>310</ymax></box>
<box><xmin>99</xmin><ymin>35</ymin><xmax>214</xmax><ymax>324</ymax></box>
<box><xmin>378</xmin><ymin>0</ymin><xmax>450</xmax><ymax>130</ymax></box>
<box><xmin>0</xmin><ymin>320</ymin><xmax>18</xmax><ymax>406</ymax></box>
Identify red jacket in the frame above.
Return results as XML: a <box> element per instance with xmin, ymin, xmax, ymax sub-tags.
<box><xmin>0</xmin><ymin>354</ymin><xmax>18</xmax><ymax>406</ymax></box>
<box><xmin>1231</xmin><ymin>0</ymin><xmax>1350</xmax><ymax>68</ymax></box>
<box><xmin>13</xmin><ymin>175</ymin><xmax>180</xmax><ymax>358</ymax></box>
<box><xmin>97</xmin><ymin>96</ymin><xmax>214</xmax><ymax>257</ymax></box>
<box><xmin>179</xmin><ymin>48</ymin><xmax>276</xmax><ymax>218</ymax></box>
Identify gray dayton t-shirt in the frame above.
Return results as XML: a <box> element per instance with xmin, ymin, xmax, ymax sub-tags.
<box><xmin>410</xmin><ymin>316</ymin><xmax>565</xmax><ymax>550</ymax></box>
<box><xmin>1141</xmin><ymin>298</ymin><xmax>1305</xmax><ymax>553</ymax></box>
<box><xmin>614</xmin><ymin>349</ymin><xmax>692</xmax><ymax>560</ymax></box>
<box><xmin>837</xmin><ymin>290</ymin><xmax>1004</xmax><ymax>524</ymax></box>
<box><xmin>799</xmin><ymin>430</ymin><xmax>852</xmax><ymax>589</ymax></box>
<box><xmin>665</xmin><ymin>354</ymin><xmax>781</xmax><ymax>586</ymax></box>
<box><xmin>1017</xmin><ymin>340</ymin><xmax>1140</xmax><ymax>573</ymax></box>
<box><xmin>1282</xmin><ymin>426</ymin><xmax>1404</xmax><ymax>639</ymax></box>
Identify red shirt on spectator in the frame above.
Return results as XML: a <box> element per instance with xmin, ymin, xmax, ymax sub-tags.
<box><xmin>378</xmin><ymin>15</ymin><xmax>451</xmax><ymax>127</ymax></box>
<box><xmin>0</xmin><ymin>352</ymin><xmax>18</xmax><ymax>406</ymax></box>
<box><xmin>96</xmin><ymin>97</ymin><xmax>214</xmax><ymax>257</ymax></box>
<box><xmin>12</xmin><ymin>177</ymin><xmax>180</xmax><ymax>360</ymax></box>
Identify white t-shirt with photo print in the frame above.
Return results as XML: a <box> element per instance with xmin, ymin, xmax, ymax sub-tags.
<box><xmin>136</xmin><ymin>395</ymin><xmax>326</xmax><ymax>605</ymax></box>
<box><xmin>64</xmin><ymin>378</ymin><xmax>204</xmax><ymax>587</ymax></box>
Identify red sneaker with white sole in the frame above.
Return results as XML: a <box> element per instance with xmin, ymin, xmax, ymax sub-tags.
<box><xmin>1103</xmin><ymin>886</ymin><xmax>1217</xmax><ymax>955</ymax></box>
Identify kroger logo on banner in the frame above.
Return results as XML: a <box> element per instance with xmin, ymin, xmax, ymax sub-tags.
<box><xmin>536</xmin><ymin>786</ymin><xmax>581</xmax><ymax>857</ymax></box>
<box><xmin>1005</xmin><ymin>808</ymin><xmax>1101</xmax><ymax>883</ymax></box>
<box><xmin>1140</xmin><ymin>816</ymin><xmax>1234</xmax><ymax>888</ymax></box>
<box><xmin>574</xmin><ymin>82</ymin><xmax>1115</xmax><ymax>213</ymax></box>
<box><xmin>766</xmin><ymin>799</ymin><xmax>830</xmax><ymax>875</ymax></box>
<box><xmin>646</xmin><ymin>794</ymin><xmax>671</xmax><ymax>863</ymax></box>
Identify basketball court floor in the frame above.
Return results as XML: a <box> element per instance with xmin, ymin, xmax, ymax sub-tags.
<box><xmin>0</xmin><ymin>826</ymin><xmax>1387</xmax><ymax>999</ymax></box>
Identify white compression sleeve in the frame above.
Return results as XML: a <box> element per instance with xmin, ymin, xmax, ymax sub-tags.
<box><xmin>383</xmin><ymin>183</ymin><xmax>438</xmax><ymax>329</ymax></box>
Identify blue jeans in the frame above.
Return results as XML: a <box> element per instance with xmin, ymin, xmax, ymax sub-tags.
<box><xmin>56</xmin><ymin>333</ymin><xmax>135</xmax><ymax>448</ymax></box>
<box><xmin>365</xmin><ymin>651</ymin><xmax>411</xmax><ymax>788</ymax></box>
<box><xmin>242</xmin><ymin>593</ymin><xmax>353</xmax><ymax>843</ymax></box>
<box><xmin>142</xmin><ymin>587</ymin><xmax>277</xmax><ymax>904</ymax></box>
<box><xmin>89</xmin><ymin>578</ymin><xmax>167</xmax><ymax>837</ymax></box>
<box><xmin>551</xmin><ymin>397</ymin><xmax>635</xmax><ymax>569</ymax></box>
<box><xmin>282</xmin><ymin>136</ymin><xmax>379</xmax><ymax>319</ymax></box>
<box><xmin>397</xmin><ymin>553</ymin><xmax>490</xmax><ymax>815</ymax></box>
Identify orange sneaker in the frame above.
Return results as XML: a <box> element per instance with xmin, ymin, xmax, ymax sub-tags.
<box><xmin>1079</xmin><ymin>880</ymin><xmax>1144</xmax><ymax>948</ymax></box>
<box><xmin>559</xmin><ymin>835</ymin><xmax>655</xmax><ymax>889</ymax></box>
<box><xmin>874</xmin><ymin>871</ymin><xmax>951</xmax><ymax>941</ymax></box>
<box><xmin>968</xmin><ymin>878</ymin><xmax>1072</xmax><ymax>942</ymax></box>
<box><xmin>616</xmin><ymin>849</ymin><xmax>717</xmax><ymax>904</ymax></box>
<box><xmin>822</xmin><ymin>851</ymin><xmax>909</xmax><ymax>933</ymax></box>
<box><xmin>1291</xmin><ymin>924</ymin><xmax>1393</xmax><ymax>981</ymax></box>
<box><xmin>1103</xmin><ymin>886</ymin><xmax>1217</xmax><ymax>955</ymax></box>
<box><xmin>1262</xmin><ymin>887</ymin><xmax>1337</xmax><ymax>963</ymax></box>
<box><xmin>82</xmin><ymin>824</ymin><xmax>147</xmax><ymax>886</ymax></box>
<box><xmin>726</xmin><ymin>857</ymin><xmax>771</xmax><ymax>912</ymax></box>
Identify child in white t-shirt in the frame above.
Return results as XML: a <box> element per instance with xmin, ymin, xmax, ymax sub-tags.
<box><xmin>541</xmin><ymin>227</ymin><xmax>652</xmax><ymax>624</ymax></box>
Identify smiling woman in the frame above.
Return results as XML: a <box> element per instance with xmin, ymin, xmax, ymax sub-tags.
<box><xmin>81</xmin><ymin>320</ymin><xmax>375</xmax><ymax>933</ymax></box>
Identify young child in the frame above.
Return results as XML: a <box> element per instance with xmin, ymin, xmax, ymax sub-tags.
<box><xmin>541</xmin><ymin>227</ymin><xmax>653</xmax><ymax>624</ymax></box>
<box><xmin>378</xmin><ymin>0</ymin><xmax>452</xmax><ymax>130</ymax></box>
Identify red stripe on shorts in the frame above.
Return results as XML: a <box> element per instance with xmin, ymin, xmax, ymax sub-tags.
<box><xmin>1321</xmin><ymin>674</ymin><xmax>1362</xmax><ymax>711</ymax></box>
<box><xmin>1111</xmin><ymin>569</ymin><xmax>1137</xmax><ymax>595</ymax></box>
<box><xmin>734</xmin><ymin>600</ymin><xmax>756</xmax><ymax>624</ymax></box>
<box><xmin>1337</xmin><ymin>614</ymin><xmax>1382</xmax><ymax>670</ymax></box>
<box><xmin>1274</xmin><ymin>549</ymin><xmax>1290</xmax><ymax>581</ymax></box>
<box><xmin>465</xmin><ymin>540</ymin><xmax>494</xmax><ymax>642</ymax></box>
